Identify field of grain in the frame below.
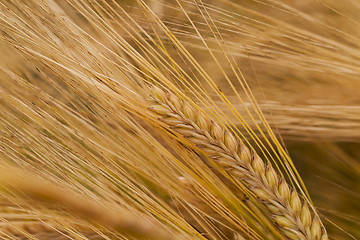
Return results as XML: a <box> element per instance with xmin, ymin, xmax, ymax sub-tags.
<box><xmin>0</xmin><ymin>1</ymin><xmax>359</xmax><ymax>239</ymax></box>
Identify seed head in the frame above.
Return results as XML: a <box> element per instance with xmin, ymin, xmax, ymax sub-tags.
<box><xmin>183</xmin><ymin>102</ymin><xmax>197</xmax><ymax>122</ymax></box>
<box><xmin>197</xmin><ymin>111</ymin><xmax>210</xmax><ymax>132</ymax></box>
<box><xmin>311</xmin><ymin>217</ymin><xmax>321</xmax><ymax>240</ymax></box>
<box><xmin>290</xmin><ymin>190</ymin><xmax>301</xmax><ymax>216</ymax></box>
<box><xmin>265</xmin><ymin>165</ymin><xmax>278</xmax><ymax>189</ymax></box>
<box><xmin>278</xmin><ymin>178</ymin><xmax>291</xmax><ymax>202</ymax></box>
<box><xmin>210</xmin><ymin>122</ymin><xmax>224</xmax><ymax>142</ymax></box>
<box><xmin>167</xmin><ymin>92</ymin><xmax>182</xmax><ymax>110</ymax></box>
<box><xmin>224</xmin><ymin>131</ymin><xmax>238</xmax><ymax>153</ymax></box>
<box><xmin>251</xmin><ymin>154</ymin><xmax>265</xmax><ymax>177</ymax></box>
<box><xmin>301</xmin><ymin>203</ymin><xmax>312</xmax><ymax>229</ymax></box>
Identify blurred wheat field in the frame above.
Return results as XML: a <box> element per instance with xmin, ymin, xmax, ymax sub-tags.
<box><xmin>0</xmin><ymin>0</ymin><xmax>359</xmax><ymax>239</ymax></box>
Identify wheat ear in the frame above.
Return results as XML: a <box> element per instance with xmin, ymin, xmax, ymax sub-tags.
<box><xmin>148</xmin><ymin>86</ymin><xmax>328</xmax><ymax>240</ymax></box>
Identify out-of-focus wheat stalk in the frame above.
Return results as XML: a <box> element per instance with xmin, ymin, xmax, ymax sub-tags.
<box><xmin>0</xmin><ymin>167</ymin><xmax>183</xmax><ymax>240</ymax></box>
<box><xmin>220</xmin><ymin>101</ymin><xmax>360</xmax><ymax>142</ymax></box>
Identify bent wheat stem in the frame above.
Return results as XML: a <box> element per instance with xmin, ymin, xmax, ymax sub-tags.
<box><xmin>148</xmin><ymin>86</ymin><xmax>328</xmax><ymax>240</ymax></box>
<box><xmin>0</xmin><ymin>168</ymin><xmax>182</xmax><ymax>240</ymax></box>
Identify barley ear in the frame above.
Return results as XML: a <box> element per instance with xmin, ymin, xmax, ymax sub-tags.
<box><xmin>148</xmin><ymin>86</ymin><xmax>328</xmax><ymax>239</ymax></box>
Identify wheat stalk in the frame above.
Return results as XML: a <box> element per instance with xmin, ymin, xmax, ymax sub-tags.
<box><xmin>0</xmin><ymin>221</ymin><xmax>107</xmax><ymax>240</ymax></box>
<box><xmin>0</xmin><ymin>221</ymin><xmax>73</xmax><ymax>239</ymax></box>
<box><xmin>0</xmin><ymin>167</ymin><xmax>182</xmax><ymax>240</ymax></box>
<box><xmin>148</xmin><ymin>86</ymin><xmax>328</xmax><ymax>240</ymax></box>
